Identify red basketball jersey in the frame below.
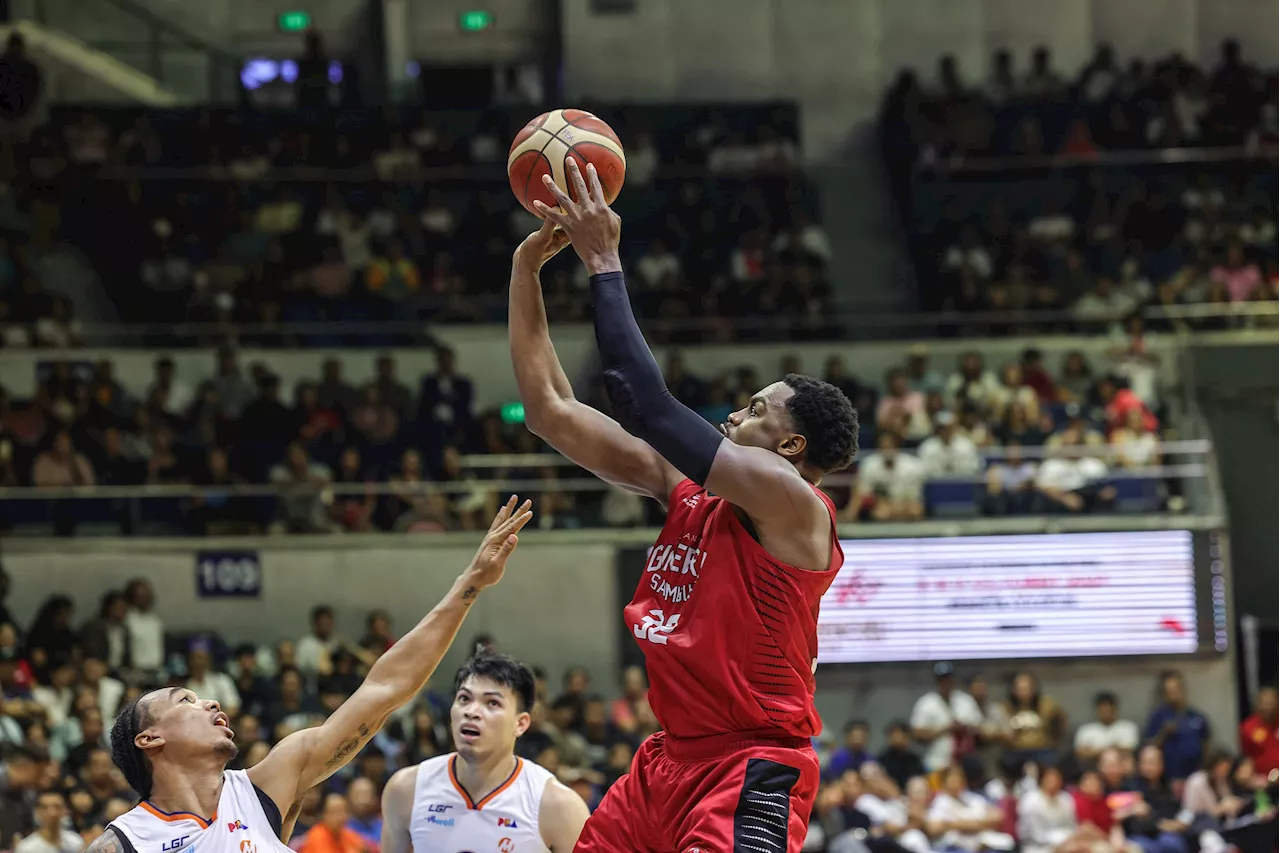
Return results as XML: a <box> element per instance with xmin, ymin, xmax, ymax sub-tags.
<box><xmin>625</xmin><ymin>478</ymin><xmax>843</xmax><ymax>741</ymax></box>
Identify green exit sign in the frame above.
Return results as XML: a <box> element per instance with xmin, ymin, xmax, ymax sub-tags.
<box><xmin>277</xmin><ymin>10</ymin><xmax>312</xmax><ymax>32</ymax></box>
<box><xmin>458</xmin><ymin>9</ymin><xmax>494</xmax><ymax>31</ymax></box>
<box><xmin>500</xmin><ymin>401</ymin><xmax>525</xmax><ymax>424</ymax></box>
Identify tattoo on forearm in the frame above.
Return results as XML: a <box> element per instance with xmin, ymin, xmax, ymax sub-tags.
<box><xmin>461</xmin><ymin>586</ymin><xmax>478</xmax><ymax>603</ymax></box>
<box><xmin>325</xmin><ymin>723</ymin><xmax>372</xmax><ymax>768</ymax></box>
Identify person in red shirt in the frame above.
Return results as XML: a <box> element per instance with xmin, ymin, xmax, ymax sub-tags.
<box><xmin>511</xmin><ymin>160</ymin><xmax>860</xmax><ymax>853</ymax></box>
<box><xmin>1239</xmin><ymin>686</ymin><xmax>1278</xmax><ymax>778</ymax></box>
<box><xmin>1099</xmin><ymin>375</ymin><xmax>1157</xmax><ymax>435</ymax></box>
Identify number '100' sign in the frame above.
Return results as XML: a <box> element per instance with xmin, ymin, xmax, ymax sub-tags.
<box><xmin>196</xmin><ymin>551</ymin><xmax>262</xmax><ymax>598</ymax></box>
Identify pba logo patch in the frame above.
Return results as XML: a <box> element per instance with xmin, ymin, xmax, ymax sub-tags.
<box><xmin>496</xmin><ymin>817</ymin><xmax>518</xmax><ymax>828</ymax></box>
<box><xmin>227</xmin><ymin>821</ymin><xmax>249</xmax><ymax>833</ymax></box>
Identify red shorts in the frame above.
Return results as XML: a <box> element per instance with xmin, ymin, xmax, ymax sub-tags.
<box><xmin>574</xmin><ymin>731</ymin><xmax>820</xmax><ymax>853</ymax></box>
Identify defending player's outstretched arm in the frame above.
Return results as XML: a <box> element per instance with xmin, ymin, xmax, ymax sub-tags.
<box><xmin>536</xmin><ymin>159</ymin><xmax>826</xmax><ymax>531</ymax></box>
<box><xmin>245</xmin><ymin>497</ymin><xmax>533</xmax><ymax>836</ymax></box>
<box><xmin>508</xmin><ymin>218</ymin><xmax>681</xmax><ymax>504</ymax></box>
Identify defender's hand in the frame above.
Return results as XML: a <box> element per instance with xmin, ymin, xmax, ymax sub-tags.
<box><xmin>462</xmin><ymin>495</ymin><xmax>534</xmax><ymax>590</ymax></box>
<box><xmin>514</xmin><ymin>217</ymin><xmax>571</xmax><ymax>271</ymax></box>
<box><xmin>534</xmin><ymin>158</ymin><xmax>622</xmax><ymax>275</ymax></box>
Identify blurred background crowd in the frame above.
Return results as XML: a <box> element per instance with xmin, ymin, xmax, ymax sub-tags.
<box><xmin>0</xmin><ymin>572</ymin><xmax>1274</xmax><ymax>853</ymax></box>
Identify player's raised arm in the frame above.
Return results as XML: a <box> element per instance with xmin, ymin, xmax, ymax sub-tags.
<box><xmin>247</xmin><ymin>497</ymin><xmax>533</xmax><ymax>820</ymax></box>
<box><xmin>536</xmin><ymin>160</ymin><xmax>837</xmax><ymax>534</ymax></box>
<box><xmin>509</xmin><ymin>218</ymin><xmax>681</xmax><ymax>503</ymax></box>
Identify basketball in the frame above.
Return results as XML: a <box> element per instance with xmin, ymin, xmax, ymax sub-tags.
<box><xmin>507</xmin><ymin>109</ymin><xmax>626</xmax><ymax>216</ymax></box>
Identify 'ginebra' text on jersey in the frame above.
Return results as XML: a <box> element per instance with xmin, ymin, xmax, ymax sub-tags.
<box><xmin>645</xmin><ymin>537</ymin><xmax>707</xmax><ymax>603</ymax></box>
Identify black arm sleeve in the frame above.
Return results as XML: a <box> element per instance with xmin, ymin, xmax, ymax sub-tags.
<box><xmin>589</xmin><ymin>271</ymin><xmax>725</xmax><ymax>485</ymax></box>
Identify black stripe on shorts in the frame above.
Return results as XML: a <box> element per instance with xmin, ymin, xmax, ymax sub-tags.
<box><xmin>732</xmin><ymin>758</ymin><xmax>800</xmax><ymax>853</ymax></box>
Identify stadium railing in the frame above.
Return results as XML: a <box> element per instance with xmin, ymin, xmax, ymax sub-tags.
<box><xmin>41</xmin><ymin>300</ymin><xmax>1280</xmax><ymax>347</ymax></box>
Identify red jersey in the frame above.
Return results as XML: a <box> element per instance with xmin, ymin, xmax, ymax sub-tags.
<box><xmin>625</xmin><ymin>478</ymin><xmax>842</xmax><ymax>741</ymax></box>
<box><xmin>1240</xmin><ymin>714</ymin><xmax>1278</xmax><ymax>776</ymax></box>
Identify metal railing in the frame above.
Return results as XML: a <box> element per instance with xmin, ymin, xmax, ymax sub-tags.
<box><xmin>0</xmin><ymin>441</ymin><xmax>1215</xmax><ymax>502</ymax></box>
<box><xmin>913</xmin><ymin>144</ymin><xmax>1277</xmax><ymax>175</ymax></box>
<box><xmin>19</xmin><ymin>299</ymin><xmax>1279</xmax><ymax>347</ymax></box>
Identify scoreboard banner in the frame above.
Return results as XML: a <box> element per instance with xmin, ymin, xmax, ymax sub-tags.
<box><xmin>819</xmin><ymin>530</ymin><xmax>1200</xmax><ymax>663</ymax></box>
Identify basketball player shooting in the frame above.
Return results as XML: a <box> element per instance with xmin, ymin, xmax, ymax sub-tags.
<box><xmin>509</xmin><ymin>158</ymin><xmax>859</xmax><ymax>853</ymax></box>
<box><xmin>381</xmin><ymin>653</ymin><xmax>589</xmax><ymax>852</ymax></box>
<box><xmin>91</xmin><ymin>498</ymin><xmax>533</xmax><ymax>853</ymax></box>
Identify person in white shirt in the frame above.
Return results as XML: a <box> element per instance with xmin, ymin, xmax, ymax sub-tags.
<box><xmin>182</xmin><ymin>642</ymin><xmax>240</xmax><ymax>716</ymax></box>
<box><xmin>625</xmin><ymin>132</ymin><xmax>659</xmax><ymax>186</ymax></box>
<box><xmin>910</xmin><ymin>663</ymin><xmax>984</xmax><ymax>773</ymax></box>
<box><xmin>1034</xmin><ymin>429</ymin><xmax>1115</xmax><ymax>513</ymax></box>
<box><xmin>15</xmin><ymin>792</ymin><xmax>83</xmax><ymax>853</ymax></box>
<box><xmin>1074</xmin><ymin>692</ymin><xmax>1140</xmax><ymax>763</ymax></box>
<box><xmin>918</xmin><ymin>412</ymin><xmax>982</xmax><ymax>478</ymax></box>
<box><xmin>1016</xmin><ymin>764</ymin><xmax>1089</xmax><ymax>853</ymax></box>
<box><xmin>295</xmin><ymin>605</ymin><xmax>340</xmax><ymax>677</ymax></box>
<box><xmin>32</xmin><ymin>663</ymin><xmax>76</xmax><ymax>730</ymax></box>
<box><xmin>925</xmin><ymin>764</ymin><xmax>1013</xmax><ymax>852</ymax></box>
<box><xmin>634</xmin><ymin>238</ymin><xmax>681</xmax><ymax>290</ymax></box>
<box><xmin>856</xmin><ymin>763</ymin><xmax>932</xmax><ymax>853</ymax></box>
<box><xmin>123</xmin><ymin>579</ymin><xmax>165</xmax><ymax>680</ymax></box>
<box><xmin>146</xmin><ymin>358</ymin><xmax>194</xmax><ymax>419</ymax></box>
<box><xmin>846</xmin><ymin>432</ymin><xmax>926</xmax><ymax>522</ymax></box>
<box><xmin>944</xmin><ymin>352</ymin><xmax>1001</xmax><ymax>412</ymax></box>
<box><xmin>1111</xmin><ymin>408</ymin><xmax>1161</xmax><ymax>470</ymax></box>
<box><xmin>82</xmin><ymin>658</ymin><xmax>125</xmax><ymax>722</ymax></box>
<box><xmin>1072</xmin><ymin>276</ymin><xmax>1136</xmax><ymax>330</ymax></box>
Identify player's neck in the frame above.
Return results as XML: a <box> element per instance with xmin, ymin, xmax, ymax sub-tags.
<box><xmin>147</xmin><ymin>761</ymin><xmax>225</xmax><ymax>821</ymax></box>
<box><xmin>453</xmin><ymin>751</ymin><xmax>518</xmax><ymax>802</ymax></box>
<box><xmin>38</xmin><ymin>824</ymin><xmax>62</xmax><ymax>844</ymax></box>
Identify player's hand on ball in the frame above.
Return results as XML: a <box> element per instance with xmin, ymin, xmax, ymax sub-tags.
<box><xmin>514</xmin><ymin>217</ymin><xmax>571</xmax><ymax>271</ymax></box>
<box><xmin>534</xmin><ymin>158</ymin><xmax>622</xmax><ymax>275</ymax></box>
<box><xmin>464</xmin><ymin>495</ymin><xmax>534</xmax><ymax>590</ymax></box>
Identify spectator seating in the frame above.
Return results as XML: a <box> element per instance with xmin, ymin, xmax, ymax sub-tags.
<box><xmin>880</xmin><ymin>43</ymin><xmax>1279</xmax><ymax>319</ymax></box>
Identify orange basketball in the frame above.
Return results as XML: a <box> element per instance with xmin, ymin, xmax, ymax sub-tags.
<box><xmin>507</xmin><ymin>108</ymin><xmax>626</xmax><ymax>216</ymax></box>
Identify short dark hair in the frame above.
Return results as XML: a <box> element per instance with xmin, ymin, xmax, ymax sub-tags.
<box><xmin>311</xmin><ymin>605</ymin><xmax>334</xmax><ymax>623</ymax></box>
<box><xmin>844</xmin><ymin>719</ymin><xmax>869</xmax><ymax>734</ymax></box>
<box><xmin>453</xmin><ymin>653</ymin><xmax>536</xmax><ymax>713</ymax></box>
<box><xmin>1095</xmin><ymin>691</ymin><xmax>1118</xmax><ymax>707</ymax></box>
<box><xmin>110</xmin><ymin>695</ymin><xmax>153</xmax><ymax>798</ymax></box>
<box><xmin>782</xmin><ymin>374</ymin><xmax>859</xmax><ymax>473</ymax></box>
<box><xmin>885</xmin><ymin>719</ymin><xmax>909</xmax><ymax>736</ymax></box>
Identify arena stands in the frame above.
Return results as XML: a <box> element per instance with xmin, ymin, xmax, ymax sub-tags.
<box><xmin>0</xmin><ymin>327</ymin><xmax>1210</xmax><ymax>535</ymax></box>
<box><xmin>0</xmin><ymin>569</ymin><xmax>1273</xmax><ymax>853</ymax></box>
<box><xmin>0</xmin><ymin>103</ymin><xmax>829</xmax><ymax>345</ymax></box>
<box><xmin>880</xmin><ymin>41</ymin><xmax>1278</xmax><ymax>321</ymax></box>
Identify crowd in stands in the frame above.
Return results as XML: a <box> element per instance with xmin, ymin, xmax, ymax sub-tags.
<box><xmin>0</xmin><ymin>97</ymin><xmax>829</xmax><ymax>346</ymax></box>
<box><xmin>0</xmin><ymin>331</ymin><xmax>1180</xmax><ymax>534</ymax></box>
<box><xmin>0</xmin><ymin>571</ymin><xmax>1274</xmax><ymax>853</ymax></box>
<box><xmin>882</xmin><ymin>40</ymin><xmax>1279</xmax><ymax>322</ymax></box>
<box><xmin>882</xmin><ymin>39</ymin><xmax>1276</xmax><ymax>167</ymax></box>
<box><xmin>805</xmin><ymin>665</ymin><xmax>1277</xmax><ymax>853</ymax></box>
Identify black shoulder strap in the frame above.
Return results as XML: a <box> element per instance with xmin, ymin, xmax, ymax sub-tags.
<box><xmin>252</xmin><ymin>784</ymin><xmax>285</xmax><ymax>839</ymax></box>
<box><xmin>106</xmin><ymin>826</ymin><xmax>140</xmax><ymax>853</ymax></box>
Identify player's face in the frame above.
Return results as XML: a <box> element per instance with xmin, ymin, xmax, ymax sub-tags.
<box><xmin>137</xmin><ymin>687</ymin><xmax>237</xmax><ymax>763</ymax></box>
<box><xmin>721</xmin><ymin>382</ymin><xmax>802</xmax><ymax>460</ymax></box>
<box><xmin>451</xmin><ymin>677</ymin><xmax>530</xmax><ymax>759</ymax></box>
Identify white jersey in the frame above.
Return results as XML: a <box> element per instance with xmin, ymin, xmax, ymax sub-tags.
<box><xmin>409</xmin><ymin>754</ymin><xmax>554</xmax><ymax>853</ymax></box>
<box><xmin>108</xmin><ymin>770</ymin><xmax>287</xmax><ymax>853</ymax></box>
